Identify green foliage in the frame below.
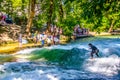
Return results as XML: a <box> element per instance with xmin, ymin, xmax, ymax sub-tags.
<box><xmin>11</xmin><ymin>0</ymin><xmax>22</xmax><ymax>8</ymax></box>
<box><xmin>33</xmin><ymin>14</ymin><xmax>47</xmax><ymax>29</ymax></box>
<box><xmin>14</xmin><ymin>15</ymin><xmax>27</xmax><ymax>25</ymax></box>
<box><xmin>1</xmin><ymin>0</ymin><xmax>120</xmax><ymax>35</ymax></box>
<box><xmin>81</xmin><ymin>0</ymin><xmax>120</xmax><ymax>32</ymax></box>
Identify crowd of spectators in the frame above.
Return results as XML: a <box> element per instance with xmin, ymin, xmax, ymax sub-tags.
<box><xmin>18</xmin><ymin>25</ymin><xmax>63</xmax><ymax>47</ymax></box>
<box><xmin>73</xmin><ymin>24</ymin><xmax>89</xmax><ymax>38</ymax></box>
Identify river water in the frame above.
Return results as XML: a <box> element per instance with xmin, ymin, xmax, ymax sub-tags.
<box><xmin>0</xmin><ymin>36</ymin><xmax>120</xmax><ymax>80</ymax></box>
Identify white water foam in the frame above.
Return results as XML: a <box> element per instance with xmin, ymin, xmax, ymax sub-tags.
<box><xmin>0</xmin><ymin>64</ymin><xmax>109</xmax><ymax>80</ymax></box>
<box><xmin>1</xmin><ymin>37</ymin><xmax>120</xmax><ymax>80</ymax></box>
<box><xmin>115</xmin><ymin>44</ymin><xmax>120</xmax><ymax>47</ymax></box>
<box><xmin>85</xmin><ymin>54</ymin><xmax>120</xmax><ymax>76</ymax></box>
<box><xmin>102</xmin><ymin>47</ymin><xmax>120</xmax><ymax>57</ymax></box>
<box><xmin>15</xmin><ymin>48</ymin><xmax>41</xmax><ymax>54</ymax></box>
<box><xmin>0</xmin><ymin>62</ymin><xmax>80</xmax><ymax>80</ymax></box>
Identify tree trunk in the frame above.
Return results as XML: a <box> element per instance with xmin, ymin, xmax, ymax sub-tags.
<box><xmin>47</xmin><ymin>0</ymin><xmax>53</xmax><ymax>32</ymax></box>
<box><xmin>59</xmin><ymin>0</ymin><xmax>64</xmax><ymax>21</ymax></box>
<box><xmin>47</xmin><ymin>22</ymin><xmax>51</xmax><ymax>32</ymax></box>
<box><xmin>108</xmin><ymin>20</ymin><xmax>114</xmax><ymax>33</ymax></box>
<box><xmin>26</xmin><ymin>0</ymin><xmax>36</xmax><ymax>34</ymax></box>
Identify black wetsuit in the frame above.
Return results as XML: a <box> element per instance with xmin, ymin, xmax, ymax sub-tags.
<box><xmin>90</xmin><ymin>45</ymin><xmax>99</xmax><ymax>58</ymax></box>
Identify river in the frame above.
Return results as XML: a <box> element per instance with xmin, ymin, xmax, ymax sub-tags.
<box><xmin>0</xmin><ymin>36</ymin><xmax>120</xmax><ymax>80</ymax></box>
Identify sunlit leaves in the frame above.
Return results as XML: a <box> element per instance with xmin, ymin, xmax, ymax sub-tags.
<box><xmin>1</xmin><ymin>0</ymin><xmax>120</xmax><ymax>34</ymax></box>
<box><xmin>11</xmin><ymin>0</ymin><xmax>22</xmax><ymax>8</ymax></box>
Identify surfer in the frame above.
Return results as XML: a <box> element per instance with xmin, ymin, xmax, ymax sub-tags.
<box><xmin>88</xmin><ymin>43</ymin><xmax>99</xmax><ymax>59</ymax></box>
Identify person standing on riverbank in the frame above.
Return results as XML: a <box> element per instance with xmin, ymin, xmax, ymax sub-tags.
<box><xmin>18</xmin><ymin>33</ymin><xmax>22</xmax><ymax>48</ymax></box>
<box><xmin>34</xmin><ymin>31</ymin><xmax>39</xmax><ymax>45</ymax></box>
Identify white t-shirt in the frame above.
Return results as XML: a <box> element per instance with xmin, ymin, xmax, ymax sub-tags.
<box><xmin>54</xmin><ymin>37</ymin><xmax>59</xmax><ymax>42</ymax></box>
<box><xmin>39</xmin><ymin>34</ymin><xmax>43</xmax><ymax>41</ymax></box>
<box><xmin>43</xmin><ymin>34</ymin><xmax>47</xmax><ymax>40</ymax></box>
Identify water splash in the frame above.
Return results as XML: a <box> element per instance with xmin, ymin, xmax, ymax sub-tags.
<box><xmin>85</xmin><ymin>55</ymin><xmax>120</xmax><ymax>76</ymax></box>
<box><xmin>0</xmin><ymin>37</ymin><xmax>120</xmax><ymax>80</ymax></box>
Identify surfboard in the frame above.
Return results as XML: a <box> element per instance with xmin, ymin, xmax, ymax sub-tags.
<box><xmin>88</xmin><ymin>58</ymin><xmax>98</xmax><ymax>61</ymax></box>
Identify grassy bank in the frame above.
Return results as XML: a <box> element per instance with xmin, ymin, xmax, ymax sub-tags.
<box><xmin>0</xmin><ymin>35</ymin><xmax>70</xmax><ymax>54</ymax></box>
<box><xmin>0</xmin><ymin>41</ymin><xmax>68</xmax><ymax>54</ymax></box>
<box><xmin>0</xmin><ymin>43</ymin><xmax>40</xmax><ymax>54</ymax></box>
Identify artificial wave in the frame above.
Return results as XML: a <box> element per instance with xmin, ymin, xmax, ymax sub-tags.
<box><xmin>0</xmin><ymin>37</ymin><xmax>120</xmax><ymax>80</ymax></box>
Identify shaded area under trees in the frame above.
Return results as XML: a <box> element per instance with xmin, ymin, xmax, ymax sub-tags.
<box><xmin>0</xmin><ymin>0</ymin><xmax>120</xmax><ymax>37</ymax></box>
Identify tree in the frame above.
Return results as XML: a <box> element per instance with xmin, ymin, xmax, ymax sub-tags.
<box><xmin>1</xmin><ymin>0</ymin><xmax>120</xmax><ymax>36</ymax></box>
<box><xmin>81</xmin><ymin>0</ymin><xmax>120</xmax><ymax>32</ymax></box>
<box><xmin>26</xmin><ymin>0</ymin><xmax>36</xmax><ymax>34</ymax></box>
